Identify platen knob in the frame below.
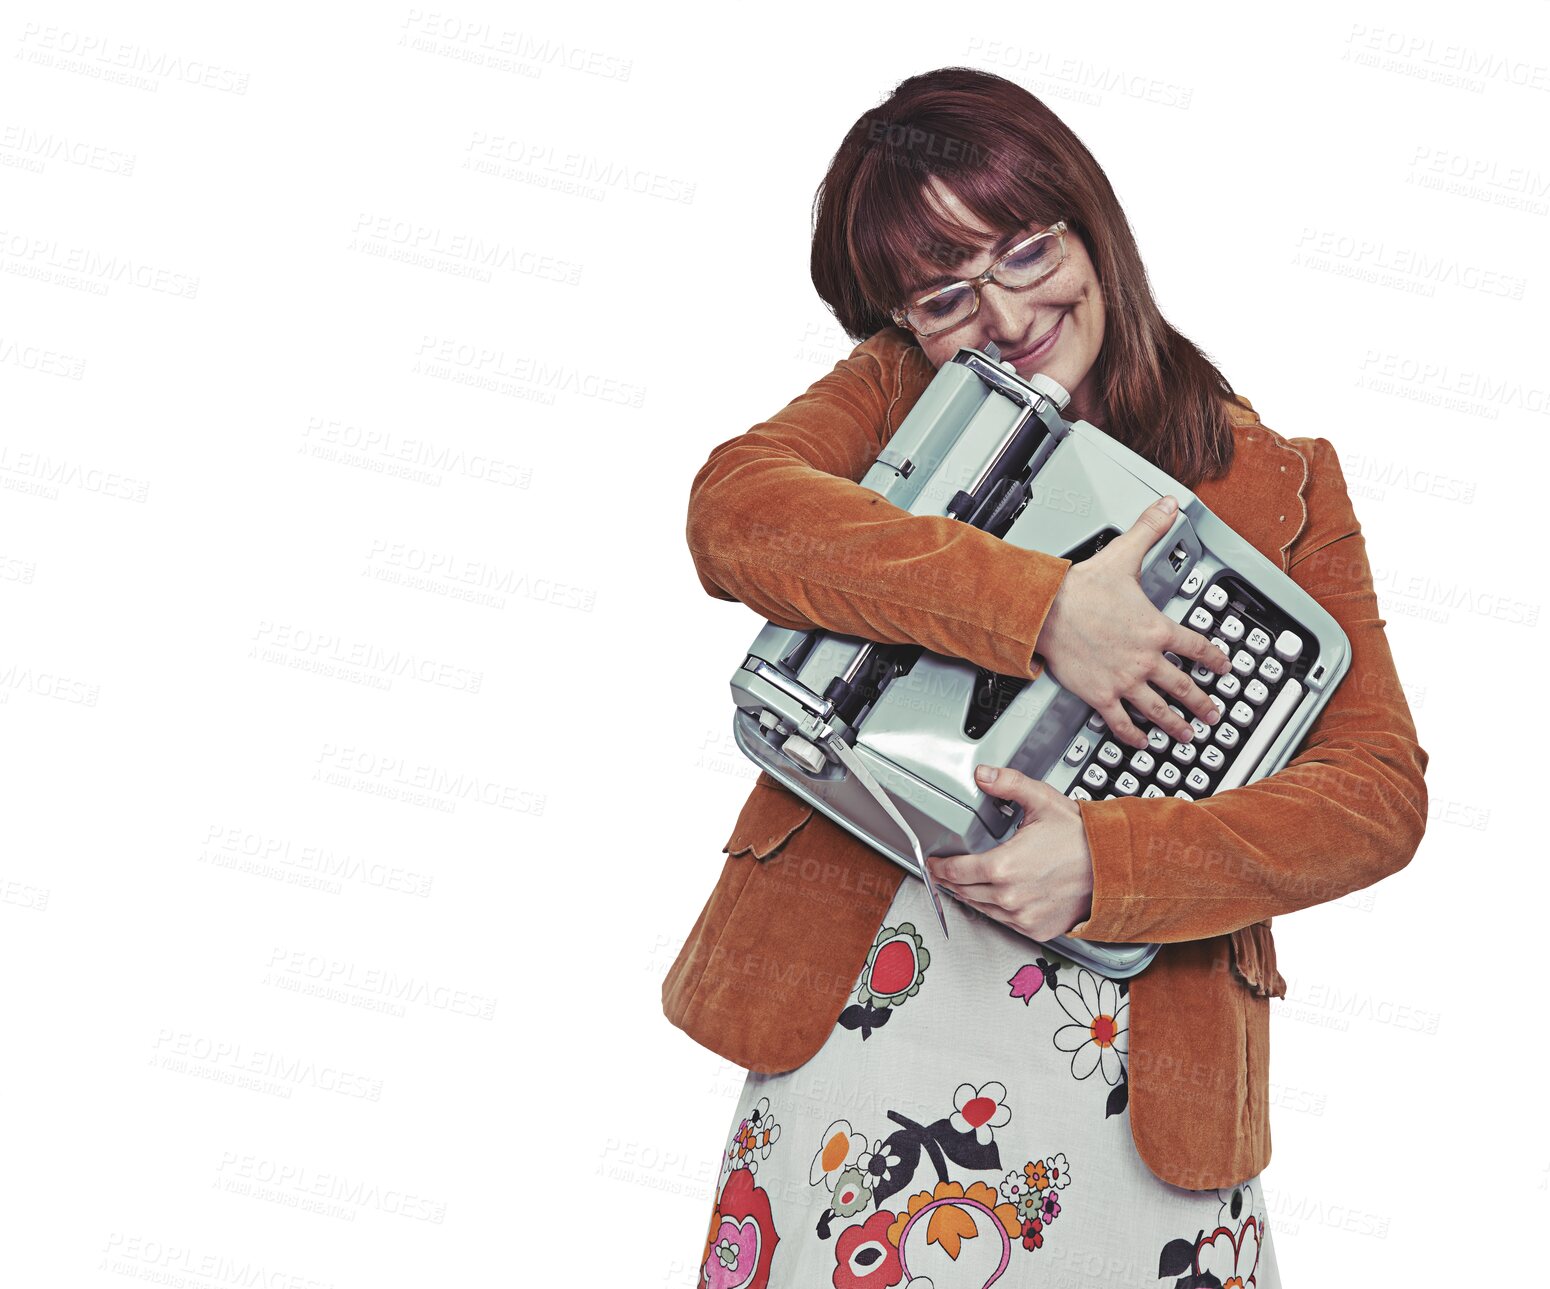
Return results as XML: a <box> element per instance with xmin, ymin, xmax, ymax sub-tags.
<box><xmin>779</xmin><ymin>733</ymin><xmax>827</xmax><ymax>774</ymax></box>
<box><xmin>1025</xmin><ymin>372</ymin><xmax>1071</xmax><ymax>410</ymax></box>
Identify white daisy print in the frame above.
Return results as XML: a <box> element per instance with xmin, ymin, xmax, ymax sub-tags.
<box><xmin>1052</xmin><ymin>970</ymin><xmax>1129</xmax><ymax>1086</ymax></box>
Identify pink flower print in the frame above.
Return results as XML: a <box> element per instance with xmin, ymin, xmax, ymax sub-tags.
<box><xmin>702</xmin><ymin>1165</ymin><xmax>780</xmax><ymax>1289</ymax></box>
<box><xmin>1008</xmin><ymin>962</ymin><xmax>1046</xmax><ymax>1003</ymax></box>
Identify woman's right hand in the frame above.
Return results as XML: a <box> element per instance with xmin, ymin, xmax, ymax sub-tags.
<box><xmin>1034</xmin><ymin>495</ymin><xmax>1232</xmax><ymax>750</ymax></box>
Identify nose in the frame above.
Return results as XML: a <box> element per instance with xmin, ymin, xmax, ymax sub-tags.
<box><xmin>976</xmin><ymin>281</ymin><xmax>1041</xmax><ymax>346</ymax></box>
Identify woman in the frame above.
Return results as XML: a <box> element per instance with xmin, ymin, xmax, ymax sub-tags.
<box><xmin>666</xmin><ymin>67</ymin><xmax>1426</xmax><ymax>1288</ymax></box>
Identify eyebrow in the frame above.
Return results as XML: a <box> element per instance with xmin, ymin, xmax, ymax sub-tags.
<box><xmin>906</xmin><ymin>226</ymin><xmax>1028</xmax><ymax>296</ymax></box>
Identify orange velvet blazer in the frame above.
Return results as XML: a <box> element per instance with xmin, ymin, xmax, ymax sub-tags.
<box><xmin>660</xmin><ymin>325</ymin><xmax>1428</xmax><ymax>1190</ymax></box>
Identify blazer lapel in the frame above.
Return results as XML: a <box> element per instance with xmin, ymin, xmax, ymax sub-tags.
<box><xmin>1194</xmin><ymin>407</ymin><xmax>1310</xmax><ymax>572</ymax></box>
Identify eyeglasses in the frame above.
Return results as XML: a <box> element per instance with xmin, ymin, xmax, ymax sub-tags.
<box><xmin>891</xmin><ymin>219</ymin><xmax>1069</xmax><ymax>338</ymax></box>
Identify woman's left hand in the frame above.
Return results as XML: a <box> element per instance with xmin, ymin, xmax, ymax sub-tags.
<box><xmin>926</xmin><ymin>765</ymin><xmax>1096</xmax><ymax>943</ymax></box>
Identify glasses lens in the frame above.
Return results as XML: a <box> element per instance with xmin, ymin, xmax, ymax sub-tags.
<box><xmin>906</xmin><ymin>285</ymin><xmax>975</xmax><ymax>335</ymax></box>
<box><xmin>996</xmin><ymin>233</ymin><xmax>1064</xmax><ymax>289</ymax></box>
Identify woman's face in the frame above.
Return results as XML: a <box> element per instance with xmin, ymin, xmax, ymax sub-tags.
<box><xmin>901</xmin><ymin>178</ymin><xmax>1106</xmax><ymax>424</ymax></box>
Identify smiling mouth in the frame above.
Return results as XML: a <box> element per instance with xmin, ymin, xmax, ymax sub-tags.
<box><xmin>1001</xmin><ymin>313</ymin><xmax>1066</xmax><ymax>363</ymax></box>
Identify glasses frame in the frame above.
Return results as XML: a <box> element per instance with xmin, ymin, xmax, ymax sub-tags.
<box><xmin>890</xmin><ymin>219</ymin><xmax>1069</xmax><ymax>338</ymax></box>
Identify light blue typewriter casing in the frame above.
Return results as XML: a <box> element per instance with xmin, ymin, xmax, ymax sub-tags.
<box><xmin>729</xmin><ymin>345</ymin><xmax>1350</xmax><ymax>977</ymax></box>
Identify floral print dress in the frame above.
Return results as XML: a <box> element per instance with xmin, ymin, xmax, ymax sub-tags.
<box><xmin>695</xmin><ymin>874</ymin><xmax>1281</xmax><ymax>1289</ymax></box>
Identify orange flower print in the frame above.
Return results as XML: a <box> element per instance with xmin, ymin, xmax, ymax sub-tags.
<box><xmin>885</xmin><ymin>1179</ymin><xmax>1021</xmax><ymax>1283</ymax></box>
<box><xmin>1025</xmin><ymin>1158</ymin><xmax>1050</xmax><ymax>1190</ymax></box>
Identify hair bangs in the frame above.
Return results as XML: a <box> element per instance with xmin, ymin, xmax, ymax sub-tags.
<box><xmin>846</xmin><ymin>141</ymin><xmax>1052</xmax><ymax>317</ymax></box>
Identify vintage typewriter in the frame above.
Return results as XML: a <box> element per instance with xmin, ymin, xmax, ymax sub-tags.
<box><xmin>727</xmin><ymin>344</ymin><xmax>1350</xmax><ymax>977</ymax></box>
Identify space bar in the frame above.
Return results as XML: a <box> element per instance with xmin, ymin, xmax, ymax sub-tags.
<box><xmin>1216</xmin><ymin>680</ymin><xmax>1304</xmax><ymax>792</ymax></box>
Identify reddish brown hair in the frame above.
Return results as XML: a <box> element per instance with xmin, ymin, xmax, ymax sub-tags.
<box><xmin>810</xmin><ymin>66</ymin><xmax>1247</xmax><ymax>485</ymax></box>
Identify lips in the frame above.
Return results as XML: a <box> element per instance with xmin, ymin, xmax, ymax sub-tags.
<box><xmin>1002</xmin><ymin>312</ymin><xmax>1065</xmax><ymax>364</ymax></box>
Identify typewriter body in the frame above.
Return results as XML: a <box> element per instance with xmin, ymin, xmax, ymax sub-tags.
<box><xmin>728</xmin><ymin>345</ymin><xmax>1350</xmax><ymax>977</ymax></box>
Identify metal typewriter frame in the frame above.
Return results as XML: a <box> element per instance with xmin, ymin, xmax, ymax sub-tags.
<box><xmin>728</xmin><ymin>345</ymin><xmax>1351</xmax><ymax>978</ymax></box>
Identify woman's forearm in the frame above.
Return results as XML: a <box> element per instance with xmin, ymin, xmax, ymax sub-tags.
<box><xmin>686</xmin><ymin>332</ymin><xmax>1070</xmax><ymax>682</ymax></box>
<box><xmin>1066</xmin><ymin>438</ymin><xmax>1428</xmax><ymax>944</ymax></box>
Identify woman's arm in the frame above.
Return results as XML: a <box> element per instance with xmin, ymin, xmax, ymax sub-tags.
<box><xmin>685</xmin><ymin>328</ymin><xmax>1071</xmax><ymax>682</ymax></box>
<box><xmin>1065</xmin><ymin>436</ymin><xmax>1429</xmax><ymax>945</ymax></box>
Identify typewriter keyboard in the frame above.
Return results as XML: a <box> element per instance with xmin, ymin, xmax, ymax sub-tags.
<box><xmin>1062</xmin><ymin>572</ymin><xmax>1317</xmax><ymax>803</ymax></box>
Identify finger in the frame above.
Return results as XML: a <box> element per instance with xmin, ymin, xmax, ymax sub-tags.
<box><xmin>928</xmin><ymin>851</ymin><xmax>992</xmax><ymax>887</ymax></box>
<box><xmin>1149</xmin><ymin>658</ymin><xmax>1222</xmax><ymax>727</ymax></box>
<box><xmin>1172</xmin><ymin>623</ymin><xmax>1232</xmax><ymax>676</ymax></box>
<box><xmin>1207</xmin><ymin>693</ymin><xmax>1227</xmax><ymax>727</ymax></box>
<box><xmin>1099</xmin><ymin>698</ymin><xmax>1148</xmax><ymax>749</ymax></box>
<box><xmin>937</xmin><ymin>862</ymin><xmax>1008</xmax><ymax>899</ymax></box>
<box><xmin>948</xmin><ymin>886</ymin><xmax>1012</xmax><ymax>921</ymax></box>
<box><xmin>975</xmin><ymin>766</ymin><xmax>1061</xmax><ymax>818</ymax></box>
<box><xmin>1127</xmin><ymin>685</ymin><xmax>1193</xmax><ymax>743</ymax></box>
<box><xmin>973</xmin><ymin>763</ymin><xmax>1037</xmax><ymax>809</ymax></box>
<box><xmin>1099</xmin><ymin>495</ymin><xmax>1179</xmax><ymax>572</ymax></box>
<box><xmin>1012</xmin><ymin>777</ymin><xmax>1068</xmax><ymax>822</ymax></box>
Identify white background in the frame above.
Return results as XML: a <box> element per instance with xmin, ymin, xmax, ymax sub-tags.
<box><xmin>2</xmin><ymin>0</ymin><xmax>1545</xmax><ymax>1284</ymax></box>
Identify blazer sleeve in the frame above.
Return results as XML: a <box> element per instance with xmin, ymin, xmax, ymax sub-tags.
<box><xmin>684</xmin><ymin>328</ymin><xmax>1070</xmax><ymax>683</ymax></box>
<box><xmin>1065</xmin><ymin>436</ymin><xmax>1429</xmax><ymax>944</ymax></box>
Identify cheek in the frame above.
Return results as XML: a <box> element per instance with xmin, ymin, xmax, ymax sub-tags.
<box><xmin>1074</xmin><ymin>288</ymin><xmax>1104</xmax><ymax>345</ymax></box>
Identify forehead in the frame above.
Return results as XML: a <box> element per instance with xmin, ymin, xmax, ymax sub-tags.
<box><xmin>899</xmin><ymin>176</ymin><xmax>1026</xmax><ymax>292</ymax></box>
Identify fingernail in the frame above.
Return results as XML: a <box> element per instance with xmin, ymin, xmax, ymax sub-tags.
<box><xmin>1160</xmin><ymin>495</ymin><xmax>1177</xmax><ymax>512</ymax></box>
<box><xmin>976</xmin><ymin>764</ymin><xmax>998</xmax><ymax>783</ymax></box>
